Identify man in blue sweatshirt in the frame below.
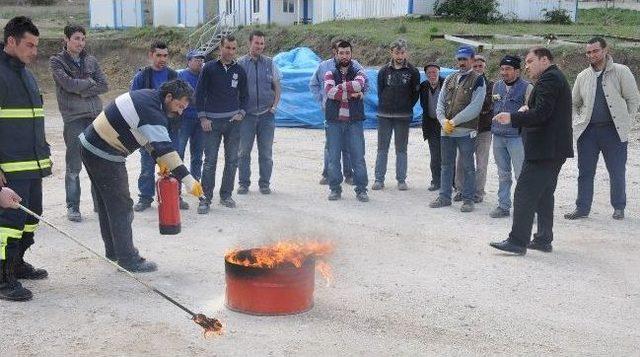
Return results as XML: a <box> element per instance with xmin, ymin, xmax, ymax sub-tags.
<box><xmin>195</xmin><ymin>35</ymin><xmax>248</xmax><ymax>213</ymax></box>
<box><xmin>130</xmin><ymin>41</ymin><xmax>182</xmax><ymax>212</ymax></box>
<box><xmin>177</xmin><ymin>50</ymin><xmax>205</xmax><ymax>181</ymax></box>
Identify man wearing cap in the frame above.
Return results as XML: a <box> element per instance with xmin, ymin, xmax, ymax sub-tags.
<box><xmin>237</xmin><ymin>30</ymin><xmax>281</xmax><ymax>195</ymax></box>
<box><xmin>489</xmin><ymin>55</ymin><xmax>533</xmax><ymax>218</ymax></box>
<box><xmin>565</xmin><ymin>37</ymin><xmax>640</xmax><ymax>221</ymax></box>
<box><xmin>430</xmin><ymin>45</ymin><xmax>486</xmax><ymax>212</ymax></box>
<box><xmin>420</xmin><ymin>63</ymin><xmax>445</xmax><ymax>191</ymax></box>
<box><xmin>177</xmin><ymin>50</ymin><xmax>205</xmax><ymax>186</ymax></box>
<box><xmin>373</xmin><ymin>39</ymin><xmax>420</xmax><ymax>191</ymax></box>
<box><xmin>453</xmin><ymin>55</ymin><xmax>494</xmax><ymax>204</ymax></box>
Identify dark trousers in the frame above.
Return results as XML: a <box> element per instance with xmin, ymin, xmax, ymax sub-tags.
<box><xmin>201</xmin><ymin>119</ymin><xmax>241</xmax><ymax>202</ymax></box>
<box><xmin>508</xmin><ymin>158</ymin><xmax>566</xmax><ymax>247</ymax></box>
<box><xmin>426</xmin><ymin>133</ymin><xmax>441</xmax><ymax>187</ymax></box>
<box><xmin>576</xmin><ymin>122</ymin><xmax>627</xmax><ymax>214</ymax></box>
<box><xmin>178</xmin><ymin>118</ymin><xmax>205</xmax><ymax>181</ymax></box>
<box><xmin>0</xmin><ymin>178</ymin><xmax>41</xmax><ymax>262</ymax></box>
<box><xmin>138</xmin><ymin>125</ymin><xmax>181</xmax><ymax>203</ymax></box>
<box><xmin>374</xmin><ymin>117</ymin><xmax>411</xmax><ymax>183</ymax></box>
<box><xmin>81</xmin><ymin>147</ymin><xmax>140</xmax><ymax>262</ymax></box>
<box><xmin>63</xmin><ymin>117</ymin><xmax>98</xmax><ymax>210</ymax></box>
<box><xmin>238</xmin><ymin>112</ymin><xmax>276</xmax><ymax>188</ymax></box>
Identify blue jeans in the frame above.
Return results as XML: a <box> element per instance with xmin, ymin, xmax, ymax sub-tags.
<box><xmin>576</xmin><ymin>122</ymin><xmax>627</xmax><ymax>214</ymax></box>
<box><xmin>326</xmin><ymin>120</ymin><xmax>368</xmax><ymax>194</ymax></box>
<box><xmin>138</xmin><ymin>126</ymin><xmax>180</xmax><ymax>202</ymax></box>
<box><xmin>178</xmin><ymin>118</ymin><xmax>204</xmax><ymax>181</ymax></box>
<box><xmin>201</xmin><ymin>119</ymin><xmax>241</xmax><ymax>201</ymax></box>
<box><xmin>374</xmin><ymin>117</ymin><xmax>410</xmax><ymax>183</ymax></box>
<box><xmin>492</xmin><ymin>135</ymin><xmax>524</xmax><ymax>210</ymax></box>
<box><xmin>238</xmin><ymin>112</ymin><xmax>275</xmax><ymax>188</ymax></box>
<box><xmin>440</xmin><ymin>135</ymin><xmax>476</xmax><ymax>201</ymax></box>
<box><xmin>322</xmin><ymin>125</ymin><xmax>352</xmax><ymax>179</ymax></box>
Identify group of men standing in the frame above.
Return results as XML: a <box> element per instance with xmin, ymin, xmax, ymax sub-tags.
<box><xmin>1</xmin><ymin>13</ymin><xmax>638</xmax><ymax>302</ymax></box>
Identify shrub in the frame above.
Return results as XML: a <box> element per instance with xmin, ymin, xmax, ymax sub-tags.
<box><xmin>397</xmin><ymin>24</ymin><xmax>407</xmax><ymax>34</ymax></box>
<box><xmin>434</xmin><ymin>0</ymin><xmax>502</xmax><ymax>24</ymax></box>
<box><xmin>542</xmin><ymin>8</ymin><xmax>572</xmax><ymax>24</ymax></box>
<box><xmin>28</xmin><ymin>0</ymin><xmax>57</xmax><ymax>5</ymax></box>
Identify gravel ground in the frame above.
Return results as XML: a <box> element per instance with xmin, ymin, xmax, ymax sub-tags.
<box><xmin>1</xmin><ymin>104</ymin><xmax>639</xmax><ymax>356</ymax></box>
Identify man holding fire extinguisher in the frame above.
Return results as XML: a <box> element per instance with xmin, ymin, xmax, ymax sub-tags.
<box><xmin>79</xmin><ymin>79</ymin><xmax>203</xmax><ymax>272</ymax></box>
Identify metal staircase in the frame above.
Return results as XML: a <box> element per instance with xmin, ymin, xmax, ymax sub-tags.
<box><xmin>188</xmin><ymin>12</ymin><xmax>237</xmax><ymax>58</ymax></box>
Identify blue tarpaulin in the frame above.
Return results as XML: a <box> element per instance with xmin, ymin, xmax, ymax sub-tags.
<box><xmin>272</xmin><ymin>47</ymin><xmax>456</xmax><ymax>129</ymax></box>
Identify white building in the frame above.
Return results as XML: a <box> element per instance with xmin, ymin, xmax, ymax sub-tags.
<box><xmin>218</xmin><ymin>0</ymin><xmax>578</xmax><ymax>26</ymax></box>
<box><xmin>153</xmin><ymin>0</ymin><xmax>207</xmax><ymax>27</ymax></box>
<box><xmin>89</xmin><ymin>0</ymin><xmax>145</xmax><ymax>28</ymax></box>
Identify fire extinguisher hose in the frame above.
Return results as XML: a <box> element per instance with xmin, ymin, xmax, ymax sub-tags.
<box><xmin>17</xmin><ymin>204</ymin><xmax>223</xmax><ymax>337</ymax></box>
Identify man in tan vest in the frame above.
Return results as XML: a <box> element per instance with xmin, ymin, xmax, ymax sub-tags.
<box><xmin>430</xmin><ymin>45</ymin><xmax>486</xmax><ymax>212</ymax></box>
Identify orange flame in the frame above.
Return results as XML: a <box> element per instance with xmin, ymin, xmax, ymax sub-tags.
<box><xmin>225</xmin><ymin>240</ymin><xmax>335</xmax><ymax>285</ymax></box>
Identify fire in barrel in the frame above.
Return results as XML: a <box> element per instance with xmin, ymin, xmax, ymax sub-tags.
<box><xmin>224</xmin><ymin>241</ymin><xmax>334</xmax><ymax>315</ymax></box>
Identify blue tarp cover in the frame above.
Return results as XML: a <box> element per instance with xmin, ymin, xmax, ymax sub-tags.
<box><xmin>273</xmin><ymin>47</ymin><xmax>456</xmax><ymax>129</ymax></box>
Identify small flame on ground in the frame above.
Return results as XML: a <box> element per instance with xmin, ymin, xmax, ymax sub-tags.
<box><xmin>225</xmin><ymin>240</ymin><xmax>335</xmax><ymax>285</ymax></box>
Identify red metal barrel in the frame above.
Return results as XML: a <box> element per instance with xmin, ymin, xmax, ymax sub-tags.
<box><xmin>225</xmin><ymin>252</ymin><xmax>315</xmax><ymax>315</ymax></box>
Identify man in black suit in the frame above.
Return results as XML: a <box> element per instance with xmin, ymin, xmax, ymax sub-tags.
<box><xmin>489</xmin><ymin>47</ymin><xmax>574</xmax><ymax>255</ymax></box>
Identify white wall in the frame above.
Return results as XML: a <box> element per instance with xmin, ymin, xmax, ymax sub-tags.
<box><xmin>90</xmin><ymin>0</ymin><xmax>144</xmax><ymax>28</ymax></box>
<box><xmin>499</xmin><ymin>0</ymin><xmax>577</xmax><ymax>21</ymax></box>
<box><xmin>312</xmin><ymin>0</ymin><xmax>409</xmax><ymax>23</ymax></box>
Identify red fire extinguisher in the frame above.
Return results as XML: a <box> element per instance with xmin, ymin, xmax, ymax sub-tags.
<box><xmin>157</xmin><ymin>175</ymin><xmax>181</xmax><ymax>235</ymax></box>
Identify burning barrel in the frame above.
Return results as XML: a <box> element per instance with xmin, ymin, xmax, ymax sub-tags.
<box><xmin>224</xmin><ymin>241</ymin><xmax>334</xmax><ymax>316</ymax></box>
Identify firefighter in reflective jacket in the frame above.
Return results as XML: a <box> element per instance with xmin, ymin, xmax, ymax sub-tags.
<box><xmin>0</xmin><ymin>17</ymin><xmax>51</xmax><ymax>301</ymax></box>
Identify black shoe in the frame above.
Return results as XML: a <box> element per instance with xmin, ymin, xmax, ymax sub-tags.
<box><xmin>179</xmin><ymin>197</ymin><xmax>189</xmax><ymax>210</ymax></box>
<box><xmin>429</xmin><ymin>196</ymin><xmax>451</xmax><ymax>208</ymax></box>
<box><xmin>473</xmin><ymin>195</ymin><xmax>483</xmax><ymax>204</ymax></box>
<box><xmin>427</xmin><ymin>183</ymin><xmax>440</xmax><ymax>191</ymax></box>
<box><xmin>15</xmin><ymin>261</ymin><xmax>48</xmax><ymax>280</ymax></box>
<box><xmin>259</xmin><ymin>186</ymin><xmax>272</xmax><ymax>195</ymax></box>
<box><xmin>453</xmin><ymin>192</ymin><xmax>463</xmax><ymax>202</ymax></box>
<box><xmin>328</xmin><ymin>191</ymin><xmax>341</xmax><ymax>201</ymax></box>
<box><xmin>0</xmin><ymin>280</ymin><xmax>32</xmax><ymax>301</ymax></box>
<box><xmin>67</xmin><ymin>207</ymin><xmax>82</xmax><ymax>222</ymax></box>
<box><xmin>489</xmin><ymin>240</ymin><xmax>526</xmax><ymax>255</ymax></box>
<box><xmin>371</xmin><ymin>181</ymin><xmax>384</xmax><ymax>190</ymax></box>
<box><xmin>344</xmin><ymin>176</ymin><xmax>354</xmax><ymax>186</ymax></box>
<box><xmin>490</xmin><ymin>207</ymin><xmax>510</xmax><ymax>218</ymax></box>
<box><xmin>460</xmin><ymin>200</ymin><xmax>474</xmax><ymax>212</ymax></box>
<box><xmin>564</xmin><ymin>209</ymin><xmax>588</xmax><ymax>220</ymax></box>
<box><xmin>356</xmin><ymin>192</ymin><xmax>369</xmax><ymax>202</ymax></box>
<box><xmin>220</xmin><ymin>197</ymin><xmax>236</xmax><ymax>208</ymax></box>
<box><xmin>527</xmin><ymin>241</ymin><xmax>553</xmax><ymax>253</ymax></box>
<box><xmin>133</xmin><ymin>200</ymin><xmax>152</xmax><ymax>212</ymax></box>
<box><xmin>237</xmin><ymin>185</ymin><xmax>249</xmax><ymax>195</ymax></box>
<box><xmin>197</xmin><ymin>200</ymin><xmax>210</xmax><ymax>214</ymax></box>
<box><xmin>319</xmin><ymin>176</ymin><xmax>328</xmax><ymax>185</ymax></box>
<box><xmin>612</xmin><ymin>209</ymin><xmax>624</xmax><ymax>220</ymax></box>
<box><xmin>118</xmin><ymin>257</ymin><xmax>157</xmax><ymax>273</ymax></box>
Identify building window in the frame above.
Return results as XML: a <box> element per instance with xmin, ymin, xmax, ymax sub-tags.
<box><xmin>283</xmin><ymin>0</ymin><xmax>294</xmax><ymax>13</ymax></box>
<box><xmin>253</xmin><ymin>0</ymin><xmax>260</xmax><ymax>13</ymax></box>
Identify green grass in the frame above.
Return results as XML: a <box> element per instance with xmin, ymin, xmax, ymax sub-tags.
<box><xmin>577</xmin><ymin>8</ymin><xmax>640</xmax><ymax>26</ymax></box>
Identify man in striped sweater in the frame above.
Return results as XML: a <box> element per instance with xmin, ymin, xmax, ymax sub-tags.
<box><xmin>79</xmin><ymin>79</ymin><xmax>203</xmax><ymax>272</ymax></box>
<box><xmin>323</xmin><ymin>40</ymin><xmax>369</xmax><ymax>202</ymax></box>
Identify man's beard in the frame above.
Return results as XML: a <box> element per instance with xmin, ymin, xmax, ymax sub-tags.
<box><xmin>339</xmin><ymin>59</ymin><xmax>350</xmax><ymax>67</ymax></box>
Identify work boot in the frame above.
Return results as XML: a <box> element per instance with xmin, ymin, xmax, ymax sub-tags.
<box><xmin>328</xmin><ymin>191</ymin><xmax>341</xmax><ymax>201</ymax></box>
<box><xmin>133</xmin><ymin>199</ymin><xmax>152</xmax><ymax>212</ymax></box>
<box><xmin>67</xmin><ymin>207</ymin><xmax>82</xmax><ymax>222</ymax></box>
<box><xmin>197</xmin><ymin>199</ymin><xmax>210</xmax><ymax>214</ymax></box>
<box><xmin>356</xmin><ymin>191</ymin><xmax>369</xmax><ymax>202</ymax></box>
<box><xmin>259</xmin><ymin>186</ymin><xmax>272</xmax><ymax>195</ymax></box>
<box><xmin>237</xmin><ymin>185</ymin><xmax>249</xmax><ymax>195</ymax></box>
<box><xmin>220</xmin><ymin>197</ymin><xmax>236</xmax><ymax>208</ymax></box>
<box><xmin>429</xmin><ymin>196</ymin><xmax>451</xmax><ymax>208</ymax></box>
<box><xmin>612</xmin><ymin>209</ymin><xmax>624</xmax><ymax>220</ymax></box>
<box><xmin>179</xmin><ymin>197</ymin><xmax>189</xmax><ymax>210</ymax></box>
<box><xmin>15</xmin><ymin>260</ymin><xmax>48</xmax><ymax>280</ymax></box>
<box><xmin>118</xmin><ymin>257</ymin><xmax>157</xmax><ymax>273</ymax></box>
<box><xmin>371</xmin><ymin>181</ymin><xmax>384</xmax><ymax>190</ymax></box>
<box><xmin>460</xmin><ymin>200</ymin><xmax>474</xmax><ymax>213</ymax></box>
<box><xmin>0</xmin><ymin>260</ymin><xmax>33</xmax><ymax>301</ymax></box>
